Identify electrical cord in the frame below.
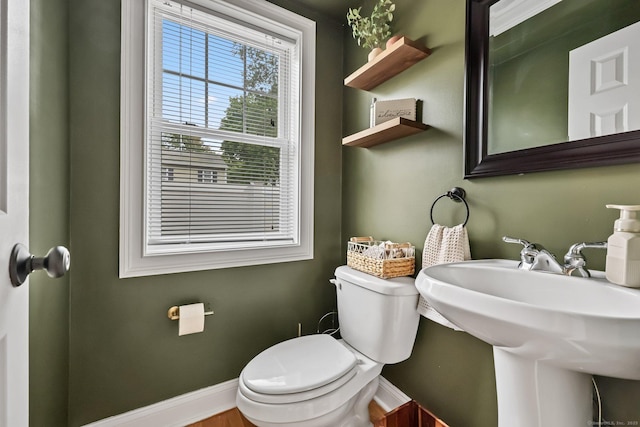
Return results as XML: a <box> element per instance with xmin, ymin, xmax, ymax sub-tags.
<box><xmin>317</xmin><ymin>311</ymin><xmax>339</xmax><ymax>336</ymax></box>
<box><xmin>592</xmin><ymin>377</ymin><xmax>602</xmax><ymax>426</ymax></box>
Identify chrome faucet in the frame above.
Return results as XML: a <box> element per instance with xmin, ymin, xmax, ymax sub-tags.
<box><xmin>502</xmin><ymin>236</ymin><xmax>607</xmax><ymax>277</ymax></box>
<box><xmin>501</xmin><ymin>236</ymin><xmax>544</xmax><ymax>270</ymax></box>
<box><xmin>563</xmin><ymin>241</ymin><xmax>608</xmax><ymax>277</ymax></box>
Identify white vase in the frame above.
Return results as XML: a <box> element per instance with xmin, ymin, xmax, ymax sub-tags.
<box><xmin>368</xmin><ymin>47</ymin><xmax>383</xmax><ymax>62</ymax></box>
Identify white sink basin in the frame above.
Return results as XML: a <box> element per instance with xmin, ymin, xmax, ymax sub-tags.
<box><xmin>416</xmin><ymin>259</ymin><xmax>640</xmax><ymax>427</ymax></box>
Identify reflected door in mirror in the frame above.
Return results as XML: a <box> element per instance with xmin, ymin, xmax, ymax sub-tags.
<box><xmin>569</xmin><ymin>20</ymin><xmax>640</xmax><ymax>141</ymax></box>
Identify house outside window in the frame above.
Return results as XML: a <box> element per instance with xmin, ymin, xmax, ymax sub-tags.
<box><xmin>120</xmin><ymin>0</ymin><xmax>315</xmax><ymax>277</ymax></box>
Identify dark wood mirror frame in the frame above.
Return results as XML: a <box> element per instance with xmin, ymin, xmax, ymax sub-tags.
<box><xmin>464</xmin><ymin>0</ymin><xmax>640</xmax><ymax>179</ymax></box>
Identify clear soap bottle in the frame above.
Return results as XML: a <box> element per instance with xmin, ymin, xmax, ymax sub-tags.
<box><xmin>605</xmin><ymin>204</ymin><xmax>640</xmax><ymax>288</ymax></box>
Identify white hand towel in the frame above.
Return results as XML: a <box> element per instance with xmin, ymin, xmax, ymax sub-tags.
<box><xmin>417</xmin><ymin>224</ymin><xmax>471</xmax><ymax>331</ymax></box>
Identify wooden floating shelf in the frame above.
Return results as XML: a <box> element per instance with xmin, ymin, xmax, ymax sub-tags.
<box><xmin>344</xmin><ymin>37</ymin><xmax>431</xmax><ymax>91</ymax></box>
<box><xmin>342</xmin><ymin>117</ymin><xmax>430</xmax><ymax>148</ymax></box>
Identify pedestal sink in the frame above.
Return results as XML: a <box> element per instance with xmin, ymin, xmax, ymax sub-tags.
<box><xmin>415</xmin><ymin>259</ymin><xmax>640</xmax><ymax>427</ymax></box>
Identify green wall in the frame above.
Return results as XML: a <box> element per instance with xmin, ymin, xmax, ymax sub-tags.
<box><xmin>29</xmin><ymin>0</ymin><xmax>640</xmax><ymax>425</ymax></box>
<box><xmin>30</xmin><ymin>0</ymin><xmax>70</xmax><ymax>425</ymax></box>
<box><xmin>64</xmin><ymin>0</ymin><xmax>342</xmax><ymax>425</ymax></box>
<box><xmin>342</xmin><ymin>0</ymin><xmax>640</xmax><ymax>426</ymax></box>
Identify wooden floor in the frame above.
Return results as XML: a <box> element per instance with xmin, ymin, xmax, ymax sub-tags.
<box><xmin>375</xmin><ymin>401</ymin><xmax>449</xmax><ymax>427</ymax></box>
<box><xmin>188</xmin><ymin>400</ymin><xmax>449</xmax><ymax>427</ymax></box>
<box><xmin>187</xmin><ymin>407</ymin><xmax>253</xmax><ymax>427</ymax></box>
<box><xmin>189</xmin><ymin>401</ymin><xmax>386</xmax><ymax>427</ymax></box>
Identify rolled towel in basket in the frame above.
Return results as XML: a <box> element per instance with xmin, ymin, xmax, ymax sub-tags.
<box><xmin>417</xmin><ymin>224</ymin><xmax>471</xmax><ymax>331</ymax></box>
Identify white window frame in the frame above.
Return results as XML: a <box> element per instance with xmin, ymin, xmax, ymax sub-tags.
<box><xmin>120</xmin><ymin>0</ymin><xmax>315</xmax><ymax>278</ymax></box>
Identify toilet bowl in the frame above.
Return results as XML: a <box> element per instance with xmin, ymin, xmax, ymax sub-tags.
<box><xmin>237</xmin><ymin>335</ymin><xmax>382</xmax><ymax>427</ymax></box>
<box><xmin>236</xmin><ymin>266</ymin><xmax>420</xmax><ymax>427</ymax></box>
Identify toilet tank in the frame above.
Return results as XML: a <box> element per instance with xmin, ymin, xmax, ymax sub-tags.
<box><xmin>334</xmin><ymin>266</ymin><xmax>420</xmax><ymax>364</ymax></box>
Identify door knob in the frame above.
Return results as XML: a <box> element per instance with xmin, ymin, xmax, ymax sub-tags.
<box><xmin>9</xmin><ymin>244</ymin><xmax>70</xmax><ymax>287</ymax></box>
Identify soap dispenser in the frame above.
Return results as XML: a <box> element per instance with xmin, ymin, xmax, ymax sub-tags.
<box><xmin>605</xmin><ymin>204</ymin><xmax>640</xmax><ymax>287</ymax></box>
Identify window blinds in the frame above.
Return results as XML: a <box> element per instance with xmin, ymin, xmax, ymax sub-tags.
<box><xmin>146</xmin><ymin>0</ymin><xmax>300</xmax><ymax>253</ymax></box>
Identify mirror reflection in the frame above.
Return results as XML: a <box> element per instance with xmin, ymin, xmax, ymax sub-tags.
<box><xmin>486</xmin><ymin>0</ymin><xmax>640</xmax><ymax>155</ymax></box>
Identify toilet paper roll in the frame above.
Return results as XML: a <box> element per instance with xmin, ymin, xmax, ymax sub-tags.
<box><xmin>178</xmin><ymin>303</ymin><xmax>205</xmax><ymax>336</ymax></box>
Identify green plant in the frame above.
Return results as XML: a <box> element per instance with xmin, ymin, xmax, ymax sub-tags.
<box><xmin>346</xmin><ymin>0</ymin><xmax>395</xmax><ymax>50</ymax></box>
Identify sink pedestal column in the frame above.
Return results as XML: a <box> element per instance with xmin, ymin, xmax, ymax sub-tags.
<box><xmin>494</xmin><ymin>348</ymin><xmax>592</xmax><ymax>427</ymax></box>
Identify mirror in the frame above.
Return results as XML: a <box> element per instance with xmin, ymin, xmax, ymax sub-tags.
<box><xmin>465</xmin><ymin>0</ymin><xmax>640</xmax><ymax>178</ymax></box>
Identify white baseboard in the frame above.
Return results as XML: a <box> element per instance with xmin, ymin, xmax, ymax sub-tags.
<box><xmin>373</xmin><ymin>376</ymin><xmax>412</xmax><ymax>412</ymax></box>
<box><xmin>82</xmin><ymin>378</ymin><xmax>239</xmax><ymax>427</ymax></box>
<box><xmin>83</xmin><ymin>376</ymin><xmax>410</xmax><ymax>426</ymax></box>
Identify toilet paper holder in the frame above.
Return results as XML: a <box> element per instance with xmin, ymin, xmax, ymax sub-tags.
<box><xmin>167</xmin><ymin>305</ymin><xmax>214</xmax><ymax>320</ymax></box>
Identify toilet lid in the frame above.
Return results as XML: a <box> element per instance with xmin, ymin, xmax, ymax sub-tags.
<box><xmin>242</xmin><ymin>334</ymin><xmax>357</xmax><ymax>395</ymax></box>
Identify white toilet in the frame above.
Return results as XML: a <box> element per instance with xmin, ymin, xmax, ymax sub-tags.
<box><xmin>236</xmin><ymin>266</ymin><xmax>420</xmax><ymax>427</ymax></box>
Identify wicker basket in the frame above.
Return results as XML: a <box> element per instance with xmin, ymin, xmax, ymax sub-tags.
<box><xmin>347</xmin><ymin>237</ymin><xmax>415</xmax><ymax>279</ymax></box>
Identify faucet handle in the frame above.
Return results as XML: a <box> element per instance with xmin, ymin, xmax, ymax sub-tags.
<box><xmin>563</xmin><ymin>241</ymin><xmax>608</xmax><ymax>277</ymax></box>
<box><xmin>564</xmin><ymin>241</ymin><xmax>608</xmax><ymax>259</ymax></box>
<box><xmin>502</xmin><ymin>236</ymin><xmax>532</xmax><ymax>248</ymax></box>
<box><xmin>502</xmin><ymin>236</ymin><xmax>539</xmax><ymax>268</ymax></box>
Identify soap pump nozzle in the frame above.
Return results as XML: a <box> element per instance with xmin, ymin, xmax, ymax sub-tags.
<box><xmin>606</xmin><ymin>204</ymin><xmax>640</xmax><ymax>233</ymax></box>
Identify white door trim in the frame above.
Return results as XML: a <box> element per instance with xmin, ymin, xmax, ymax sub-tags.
<box><xmin>0</xmin><ymin>0</ymin><xmax>30</xmax><ymax>425</ymax></box>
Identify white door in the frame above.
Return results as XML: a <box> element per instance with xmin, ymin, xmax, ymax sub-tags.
<box><xmin>0</xmin><ymin>0</ymin><xmax>30</xmax><ymax>426</ymax></box>
<box><xmin>568</xmin><ymin>20</ymin><xmax>640</xmax><ymax>140</ymax></box>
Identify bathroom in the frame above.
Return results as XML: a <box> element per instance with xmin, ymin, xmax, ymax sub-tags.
<box><xmin>23</xmin><ymin>0</ymin><xmax>640</xmax><ymax>426</ymax></box>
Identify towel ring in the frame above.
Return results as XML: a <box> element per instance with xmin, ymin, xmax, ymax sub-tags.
<box><xmin>430</xmin><ymin>187</ymin><xmax>469</xmax><ymax>227</ymax></box>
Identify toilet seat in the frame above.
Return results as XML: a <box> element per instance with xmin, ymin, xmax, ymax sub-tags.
<box><xmin>240</xmin><ymin>335</ymin><xmax>358</xmax><ymax>404</ymax></box>
<box><xmin>236</xmin><ymin>338</ymin><xmax>383</xmax><ymax>425</ymax></box>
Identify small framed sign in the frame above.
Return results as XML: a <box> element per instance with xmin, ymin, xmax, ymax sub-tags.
<box><xmin>373</xmin><ymin>98</ymin><xmax>417</xmax><ymax>126</ymax></box>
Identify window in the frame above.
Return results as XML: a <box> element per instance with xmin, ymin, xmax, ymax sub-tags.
<box><xmin>197</xmin><ymin>169</ymin><xmax>217</xmax><ymax>184</ymax></box>
<box><xmin>120</xmin><ymin>0</ymin><xmax>315</xmax><ymax>277</ymax></box>
<box><xmin>162</xmin><ymin>167</ymin><xmax>175</xmax><ymax>181</ymax></box>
